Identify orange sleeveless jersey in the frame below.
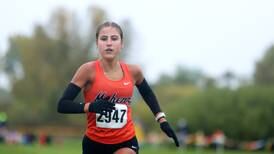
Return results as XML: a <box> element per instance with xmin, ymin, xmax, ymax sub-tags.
<box><xmin>84</xmin><ymin>60</ymin><xmax>135</xmax><ymax>144</ymax></box>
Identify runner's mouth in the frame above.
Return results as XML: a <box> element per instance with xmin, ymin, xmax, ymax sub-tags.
<box><xmin>105</xmin><ymin>48</ymin><xmax>113</xmax><ymax>52</ymax></box>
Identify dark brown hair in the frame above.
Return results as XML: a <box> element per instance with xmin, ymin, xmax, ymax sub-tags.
<box><xmin>95</xmin><ymin>21</ymin><xmax>123</xmax><ymax>42</ymax></box>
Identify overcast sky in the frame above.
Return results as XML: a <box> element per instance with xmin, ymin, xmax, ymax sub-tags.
<box><xmin>1</xmin><ymin>0</ymin><xmax>274</xmax><ymax>86</ymax></box>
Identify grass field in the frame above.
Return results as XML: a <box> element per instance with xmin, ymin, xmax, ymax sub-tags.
<box><xmin>0</xmin><ymin>140</ymin><xmax>272</xmax><ymax>154</ymax></box>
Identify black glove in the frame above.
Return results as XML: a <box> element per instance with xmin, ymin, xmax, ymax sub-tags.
<box><xmin>160</xmin><ymin>121</ymin><xmax>179</xmax><ymax>147</ymax></box>
<box><xmin>88</xmin><ymin>99</ymin><xmax>115</xmax><ymax>114</ymax></box>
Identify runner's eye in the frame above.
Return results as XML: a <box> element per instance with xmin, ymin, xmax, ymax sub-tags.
<box><xmin>111</xmin><ymin>36</ymin><xmax>119</xmax><ymax>41</ymax></box>
<box><xmin>100</xmin><ymin>36</ymin><xmax>108</xmax><ymax>41</ymax></box>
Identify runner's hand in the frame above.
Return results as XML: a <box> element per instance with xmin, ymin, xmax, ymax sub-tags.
<box><xmin>88</xmin><ymin>99</ymin><xmax>115</xmax><ymax>114</ymax></box>
<box><xmin>160</xmin><ymin>121</ymin><xmax>179</xmax><ymax>147</ymax></box>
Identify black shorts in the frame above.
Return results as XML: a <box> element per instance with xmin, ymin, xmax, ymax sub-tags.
<box><xmin>82</xmin><ymin>135</ymin><xmax>139</xmax><ymax>154</ymax></box>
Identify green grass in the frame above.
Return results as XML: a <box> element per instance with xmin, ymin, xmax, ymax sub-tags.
<box><xmin>0</xmin><ymin>140</ymin><xmax>272</xmax><ymax>154</ymax></box>
<box><xmin>0</xmin><ymin>141</ymin><xmax>80</xmax><ymax>154</ymax></box>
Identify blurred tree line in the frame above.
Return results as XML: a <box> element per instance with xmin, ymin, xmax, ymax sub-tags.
<box><xmin>1</xmin><ymin>6</ymin><xmax>133</xmax><ymax>126</ymax></box>
<box><xmin>133</xmin><ymin>45</ymin><xmax>274</xmax><ymax>140</ymax></box>
<box><xmin>0</xmin><ymin>5</ymin><xmax>274</xmax><ymax>140</ymax></box>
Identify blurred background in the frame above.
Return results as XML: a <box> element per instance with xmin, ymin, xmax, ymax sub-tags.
<box><xmin>0</xmin><ymin>0</ymin><xmax>274</xmax><ymax>153</ymax></box>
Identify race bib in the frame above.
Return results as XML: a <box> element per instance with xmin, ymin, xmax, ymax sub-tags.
<box><xmin>96</xmin><ymin>104</ymin><xmax>128</xmax><ymax>128</ymax></box>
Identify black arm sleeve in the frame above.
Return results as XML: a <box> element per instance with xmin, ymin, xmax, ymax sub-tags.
<box><xmin>57</xmin><ymin>83</ymin><xmax>85</xmax><ymax>114</ymax></box>
<box><xmin>136</xmin><ymin>78</ymin><xmax>162</xmax><ymax>116</ymax></box>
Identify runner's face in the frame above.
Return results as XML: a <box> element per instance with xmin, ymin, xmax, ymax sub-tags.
<box><xmin>97</xmin><ymin>27</ymin><xmax>123</xmax><ymax>60</ymax></box>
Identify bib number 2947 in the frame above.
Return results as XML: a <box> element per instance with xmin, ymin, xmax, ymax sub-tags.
<box><xmin>96</xmin><ymin>104</ymin><xmax>127</xmax><ymax>128</ymax></box>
